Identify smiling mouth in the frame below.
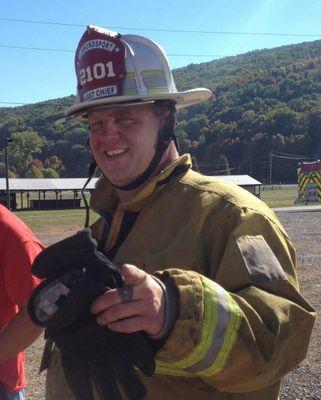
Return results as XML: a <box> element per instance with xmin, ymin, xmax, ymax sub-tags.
<box><xmin>104</xmin><ymin>149</ymin><xmax>128</xmax><ymax>158</ymax></box>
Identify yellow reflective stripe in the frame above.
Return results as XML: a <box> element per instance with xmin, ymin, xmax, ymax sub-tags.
<box><xmin>147</xmin><ymin>87</ymin><xmax>168</xmax><ymax>94</ymax></box>
<box><xmin>157</xmin><ymin>277</ymin><xmax>219</xmax><ymax>374</ymax></box>
<box><xmin>141</xmin><ymin>70</ymin><xmax>165</xmax><ymax>78</ymax></box>
<box><xmin>155</xmin><ymin>365</ymin><xmax>194</xmax><ymax>377</ymax></box>
<box><xmin>156</xmin><ymin>277</ymin><xmax>243</xmax><ymax>377</ymax></box>
<box><xmin>125</xmin><ymin>72</ymin><xmax>135</xmax><ymax>79</ymax></box>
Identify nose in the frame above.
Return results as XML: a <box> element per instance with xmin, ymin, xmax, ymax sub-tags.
<box><xmin>95</xmin><ymin>119</ymin><xmax>121</xmax><ymax>140</ymax></box>
<box><xmin>106</xmin><ymin>119</ymin><xmax>121</xmax><ymax>137</ymax></box>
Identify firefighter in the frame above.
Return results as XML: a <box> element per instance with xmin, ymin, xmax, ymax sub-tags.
<box><xmin>41</xmin><ymin>25</ymin><xmax>314</xmax><ymax>400</ymax></box>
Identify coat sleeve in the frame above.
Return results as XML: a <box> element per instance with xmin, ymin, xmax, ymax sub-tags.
<box><xmin>154</xmin><ymin>206</ymin><xmax>315</xmax><ymax>393</ymax></box>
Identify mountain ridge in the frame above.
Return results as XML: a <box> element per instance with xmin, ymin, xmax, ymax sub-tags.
<box><xmin>2</xmin><ymin>39</ymin><xmax>321</xmax><ymax>182</ymax></box>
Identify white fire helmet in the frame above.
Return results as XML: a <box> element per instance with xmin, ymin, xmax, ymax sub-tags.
<box><xmin>65</xmin><ymin>25</ymin><xmax>212</xmax><ymax>118</ymax></box>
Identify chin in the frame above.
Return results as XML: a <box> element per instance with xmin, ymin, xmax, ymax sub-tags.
<box><xmin>108</xmin><ymin>175</ymin><xmax>132</xmax><ymax>186</ymax></box>
<box><xmin>105</xmin><ymin>167</ymin><xmax>144</xmax><ymax>187</ymax></box>
<box><xmin>109</xmin><ymin>173</ymin><xmax>143</xmax><ymax>188</ymax></box>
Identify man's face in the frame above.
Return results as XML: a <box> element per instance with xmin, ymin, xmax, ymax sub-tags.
<box><xmin>88</xmin><ymin>104</ymin><xmax>162</xmax><ymax>187</ymax></box>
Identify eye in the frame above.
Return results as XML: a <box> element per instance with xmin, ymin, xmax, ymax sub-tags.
<box><xmin>90</xmin><ymin>120</ymin><xmax>103</xmax><ymax>132</ymax></box>
<box><xmin>116</xmin><ymin>116</ymin><xmax>137</xmax><ymax>126</ymax></box>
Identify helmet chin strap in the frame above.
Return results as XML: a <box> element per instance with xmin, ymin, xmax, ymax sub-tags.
<box><xmin>82</xmin><ymin>159</ymin><xmax>97</xmax><ymax>228</ymax></box>
<box><xmin>112</xmin><ymin>106</ymin><xmax>176</xmax><ymax>191</ymax></box>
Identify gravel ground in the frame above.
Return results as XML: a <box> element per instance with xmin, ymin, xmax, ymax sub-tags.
<box><xmin>24</xmin><ymin>210</ymin><xmax>320</xmax><ymax>399</ymax></box>
<box><xmin>277</xmin><ymin>211</ymin><xmax>321</xmax><ymax>400</ymax></box>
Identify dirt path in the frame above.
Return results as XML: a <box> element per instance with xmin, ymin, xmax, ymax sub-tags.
<box><xmin>24</xmin><ymin>211</ymin><xmax>320</xmax><ymax>399</ymax></box>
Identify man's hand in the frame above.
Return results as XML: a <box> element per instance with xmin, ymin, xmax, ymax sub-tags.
<box><xmin>28</xmin><ymin>229</ymin><xmax>157</xmax><ymax>399</ymax></box>
<box><xmin>91</xmin><ymin>264</ymin><xmax>165</xmax><ymax>336</ymax></box>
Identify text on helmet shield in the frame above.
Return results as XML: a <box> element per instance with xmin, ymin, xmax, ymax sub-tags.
<box><xmin>78</xmin><ymin>40</ymin><xmax>116</xmax><ymax>60</ymax></box>
<box><xmin>75</xmin><ymin>28</ymin><xmax>126</xmax><ymax>103</ymax></box>
<box><xmin>79</xmin><ymin>62</ymin><xmax>116</xmax><ymax>86</ymax></box>
<box><xmin>83</xmin><ymin>86</ymin><xmax>118</xmax><ymax>101</ymax></box>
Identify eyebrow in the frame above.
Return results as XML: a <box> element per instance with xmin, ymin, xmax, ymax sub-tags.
<box><xmin>89</xmin><ymin>108</ymin><xmax>138</xmax><ymax>121</ymax></box>
<box><xmin>113</xmin><ymin>109</ymin><xmax>136</xmax><ymax>118</ymax></box>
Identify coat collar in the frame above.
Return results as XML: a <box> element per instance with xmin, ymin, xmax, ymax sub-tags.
<box><xmin>90</xmin><ymin>154</ymin><xmax>192</xmax><ymax>214</ymax></box>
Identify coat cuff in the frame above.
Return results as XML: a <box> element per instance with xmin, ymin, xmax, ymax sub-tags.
<box><xmin>153</xmin><ymin>269</ymin><xmax>243</xmax><ymax>377</ymax></box>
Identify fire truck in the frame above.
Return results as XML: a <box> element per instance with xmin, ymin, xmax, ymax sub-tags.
<box><xmin>297</xmin><ymin>160</ymin><xmax>321</xmax><ymax>204</ymax></box>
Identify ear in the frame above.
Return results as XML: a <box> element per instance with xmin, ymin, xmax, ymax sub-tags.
<box><xmin>159</xmin><ymin>109</ymin><xmax>171</xmax><ymax>128</ymax></box>
<box><xmin>162</xmin><ymin>109</ymin><xmax>171</xmax><ymax>119</ymax></box>
<box><xmin>173</xmin><ymin>114</ymin><xmax>177</xmax><ymax>126</ymax></box>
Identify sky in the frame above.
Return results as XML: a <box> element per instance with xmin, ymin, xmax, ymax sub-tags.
<box><xmin>2</xmin><ymin>0</ymin><xmax>321</xmax><ymax>107</ymax></box>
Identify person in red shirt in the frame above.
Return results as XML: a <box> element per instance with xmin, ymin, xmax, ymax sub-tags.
<box><xmin>0</xmin><ymin>205</ymin><xmax>44</xmax><ymax>400</ymax></box>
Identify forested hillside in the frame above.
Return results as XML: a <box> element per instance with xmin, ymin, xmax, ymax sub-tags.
<box><xmin>2</xmin><ymin>39</ymin><xmax>321</xmax><ymax>182</ymax></box>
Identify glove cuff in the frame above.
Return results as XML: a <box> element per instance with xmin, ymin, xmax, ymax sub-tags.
<box><xmin>149</xmin><ymin>275</ymin><xmax>179</xmax><ymax>340</ymax></box>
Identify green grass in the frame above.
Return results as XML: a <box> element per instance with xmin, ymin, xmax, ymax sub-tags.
<box><xmin>15</xmin><ymin>208</ymin><xmax>99</xmax><ymax>231</ymax></box>
<box><xmin>260</xmin><ymin>184</ymin><xmax>299</xmax><ymax>208</ymax></box>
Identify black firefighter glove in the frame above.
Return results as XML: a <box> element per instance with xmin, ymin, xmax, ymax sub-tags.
<box><xmin>28</xmin><ymin>228</ymin><xmax>155</xmax><ymax>400</ymax></box>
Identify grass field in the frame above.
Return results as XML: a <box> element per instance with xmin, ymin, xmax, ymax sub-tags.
<box><xmin>16</xmin><ymin>208</ymin><xmax>91</xmax><ymax>229</ymax></box>
<box><xmin>260</xmin><ymin>184</ymin><xmax>299</xmax><ymax>207</ymax></box>
<box><xmin>14</xmin><ymin>184</ymin><xmax>304</xmax><ymax>229</ymax></box>
<box><xmin>15</xmin><ymin>208</ymin><xmax>100</xmax><ymax>245</ymax></box>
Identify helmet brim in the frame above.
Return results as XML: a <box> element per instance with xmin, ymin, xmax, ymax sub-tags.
<box><xmin>65</xmin><ymin>88</ymin><xmax>212</xmax><ymax>118</ymax></box>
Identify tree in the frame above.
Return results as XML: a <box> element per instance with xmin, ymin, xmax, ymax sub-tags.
<box><xmin>0</xmin><ymin>117</ymin><xmax>25</xmax><ymax>138</ymax></box>
<box><xmin>25</xmin><ymin>165</ymin><xmax>43</xmax><ymax>178</ymax></box>
<box><xmin>185</xmin><ymin>115</ymin><xmax>209</xmax><ymax>142</ymax></box>
<box><xmin>44</xmin><ymin>155</ymin><xmax>64</xmax><ymax>175</ymax></box>
<box><xmin>8</xmin><ymin>130</ymin><xmax>45</xmax><ymax>176</ymax></box>
<box><xmin>43</xmin><ymin>168</ymin><xmax>59</xmax><ymax>178</ymax></box>
<box><xmin>29</xmin><ymin>158</ymin><xmax>44</xmax><ymax>170</ymax></box>
<box><xmin>63</xmin><ymin>144</ymin><xmax>90</xmax><ymax>177</ymax></box>
<box><xmin>0</xmin><ymin>162</ymin><xmax>16</xmax><ymax>178</ymax></box>
<box><xmin>216</xmin><ymin>154</ymin><xmax>231</xmax><ymax>175</ymax></box>
<box><xmin>307</xmin><ymin>108</ymin><xmax>321</xmax><ymax>151</ymax></box>
<box><xmin>11</xmin><ymin>130</ymin><xmax>44</xmax><ymax>155</ymax></box>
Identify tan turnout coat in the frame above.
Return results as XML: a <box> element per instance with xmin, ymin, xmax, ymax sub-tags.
<box><xmin>46</xmin><ymin>154</ymin><xmax>315</xmax><ymax>400</ymax></box>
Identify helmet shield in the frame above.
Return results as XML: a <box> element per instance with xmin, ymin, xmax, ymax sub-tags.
<box><xmin>75</xmin><ymin>27</ymin><xmax>126</xmax><ymax>103</ymax></box>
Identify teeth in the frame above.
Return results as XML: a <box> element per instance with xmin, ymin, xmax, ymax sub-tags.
<box><xmin>106</xmin><ymin>149</ymin><xmax>126</xmax><ymax>156</ymax></box>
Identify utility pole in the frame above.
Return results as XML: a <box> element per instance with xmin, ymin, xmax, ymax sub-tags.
<box><xmin>269</xmin><ymin>151</ymin><xmax>273</xmax><ymax>185</ymax></box>
<box><xmin>4</xmin><ymin>137</ymin><xmax>13</xmax><ymax>210</ymax></box>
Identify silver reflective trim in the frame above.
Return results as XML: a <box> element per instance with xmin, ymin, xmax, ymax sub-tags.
<box><xmin>35</xmin><ymin>281</ymin><xmax>70</xmax><ymax>322</ymax></box>
<box><xmin>143</xmin><ymin>76</ymin><xmax>167</xmax><ymax>88</ymax></box>
<box><xmin>186</xmin><ymin>284</ymin><xmax>231</xmax><ymax>373</ymax></box>
<box><xmin>123</xmin><ymin>79</ymin><xmax>137</xmax><ymax>91</ymax></box>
